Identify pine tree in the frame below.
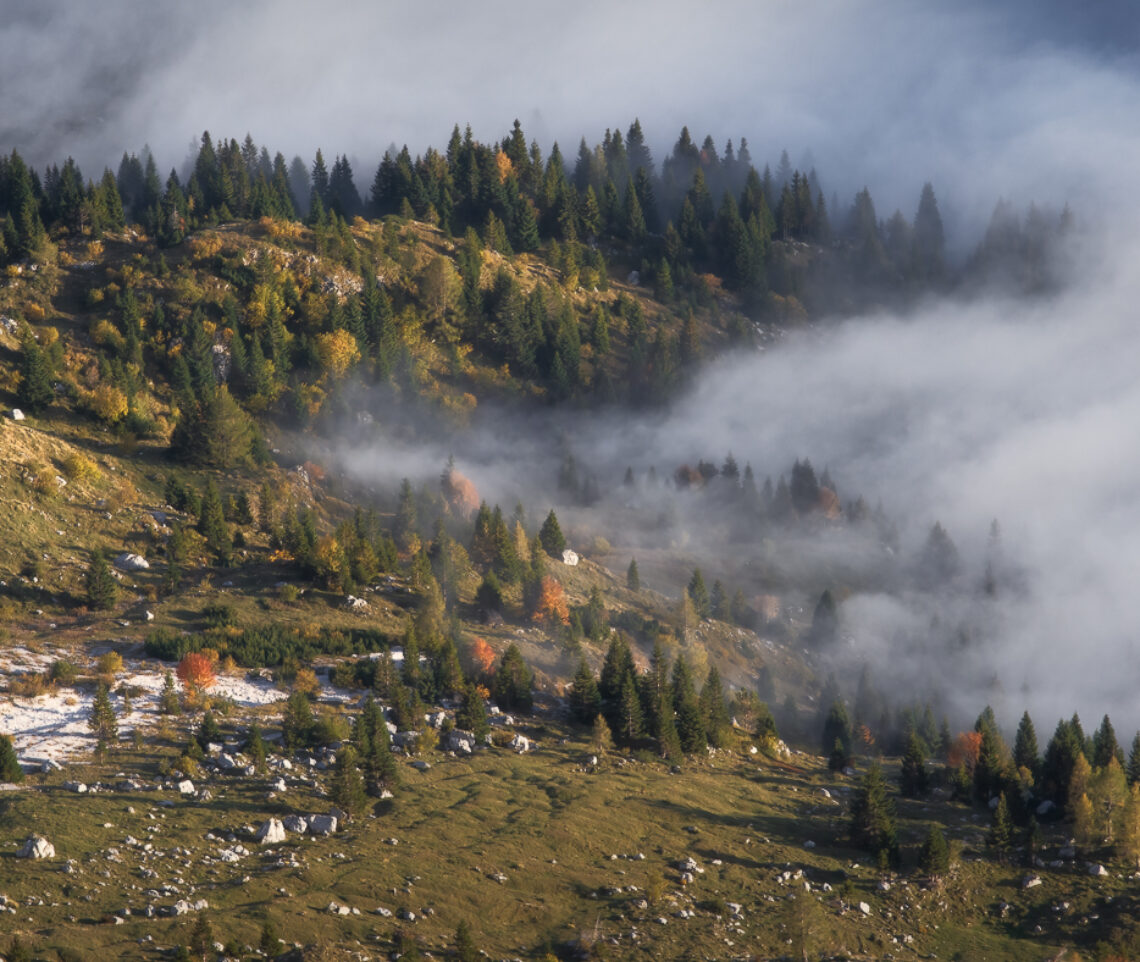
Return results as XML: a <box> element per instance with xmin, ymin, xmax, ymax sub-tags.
<box><xmin>807</xmin><ymin>590</ymin><xmax>838</xmax><ymax>648</ymax></box>
<box><xmin>84</xmin><ymin>548</ymin><xmax>118</xmax><ymax>611</ymax></box>
<box><xmin>1128</xmin><ymin>732</ymin><xmax>1140</xmax><ymax>785</ymax></box>
<box><xmin>492</xmin><ymin>643</ymin><xmax>533</xmax><ymax>712</ymax></box>
<box><xmin>454</xmin><ymin>920</ymin><xmax>479</xmax><ymax>962</ymax></box>
<box><xmin>988</xmin><ymin>794</ymin><xmax>1013</xmax><ymax>858</ymax></box>
<box><xmin>539</xmin><ymin>509</ymin><xmax>566</xmax><ymax>558</ymax></box>
<box><xmin>626</xmin><ymin>558</ymin><xmax>640</xmax><ymax>592</ymax></box>
<box><xmin>1121</xmin><ymin>783</ymin><xmax>1140</xmax><ymax>867</ymax></box>
<box><xmin>456</xmin><ymin>682</ymin><xmax>490</xmax><ymax>741</ymax></box>
<box><xmin>850</xmin><ymin>762</ymin><xmax>897</xmax><ymax>863</ymax></box>
<box><xmin>247</xmin><ymin>722</ymin><xmax>267</xmax><ymax>773</ymax></box>
<box><xmin>282</xmin><ymin>689</ymin><xmax>314</xmax><ymax>751</ymax></box>
<box><xmin>1093</xmin><ymin>714</ymin><xmax>1123</xmax><ymax>769</ymax></box>
<box><xmin>16</xmin><ymin>332</ymin><xmax>54</xmax><ymax>414</ymax></box>
<box><xmin>821</xmin><ymin>700</ymin><xmax>853</xmax><ymax>767</ymax></box>
<box><xmin>569</xmin><ymin>658</ymin><xmax>601</xmax><ymax>725</ymax></box>
<box><xmin>918</xmin><ymin>825</ymin><xmax>950</xmax><ymax>879</ymax></box>
<box><xmin>700</xmin><ymin>665</ymin><xmax>731</xmax><ymax>748</ymax></box>
<box><xmin>331</xmin><ymin>745</ymin><xmax>368</xmax><ymax>817</ymax></box>
<box><xmin>197</xmin><ymin>480</ymin><xmax>232</xmax><ymax>566</ymax></box>
<box><xmin>0</xmin><ymin>734</ymin><xmax>24</xmax><ymax>784</ymax></box>
<box><xmin>617</xmin><ymin>673</ymin><xmax>645</xmax><ymax>744</ymax></box>
<box><xmin>973</xmin><ymin>725</ymin><xmax>1007</xmax><ymax>803</ymax></box>
<box><xmin>1013</xmin><ymin>710</ymin><xmax>1039</xmax><ymax>775</ymax></box>
<box><xmin>159</xmin><ymin>670</ymin><xmax>182</xmax><ymax>715</ymax></box>
<box><xmin>687</xmin><ymin>568</ymin><xmax>709</xmax><ymax>619</ymax></box>
<box><xmin>89</xmin><ymin>682</ymin><xmax>118</xmax><ymax>750</ymax></box>
<box><xmin>899</xmin><ymin>730</ymin><xmax>929</xmax><ymax>797</ymax></box>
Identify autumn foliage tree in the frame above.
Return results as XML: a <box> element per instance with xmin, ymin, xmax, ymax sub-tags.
<box><xmin>177</xmin><ymin>652</ymin><xmax>218</xmax><ymax>704</ymax></box>
<box><xmin>532</xmin><ymin>575</ymin><xmax>570</xmax><ymax>626</ymax></box>
<box><xmin>468</xmin><ymin>637</ymin><xmax>496</xmax><ymax>679</ymax></box>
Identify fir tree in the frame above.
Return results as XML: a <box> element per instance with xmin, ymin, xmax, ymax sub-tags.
<box><xmin>616</xmin><ymin>673</ymin><xmax>645</xmax><ymax>744</ymax></box>
<box><xmin>1093</xmin><ymin>714</ymin><xmax>1123</xmax><ymax>769</ymax></box>
<box><xmin>16</xmin><ymin>332</ymin><xmax>54</xmax><ymax>413</ymax></box>
<box><xmin>821</xmin><ymin>700</ymin><xmax>853</xmax><ymax>767</ymax></box>
<box><xmin>917</xmin><ymin>825</ymin><xmax>950</xmax><ymax>879</ymax></box>
<box><xmin>1013</xmin><ymin>710</ymin><xmax>1039</xmax><ymax>775</ymax></box>
<box><xmin>160</xmin><ymin>670</ymin><xmax>182</xmax><ymax>715</ymax></box>
<box><xmin>686</xmin><ymin>568</ymin><xmax>710</xmax><ymax>619</ymax></box>
<box><xmin>988</xmin><ymin>793</ymin><xmax>1013</xmax><ymax>858</ymax></box>
<box><xmin>331</xmin><ymin>745</ymin><xmax>368</xmax><ymax>817</ymax></box>
<box><xmin>899</xmin><ymin>730</ymin><xmax>929</xmax><ymax>797</ymax></box>
<box><xmin>0</xmin><ymin>734</ymin><xmax>24</xmax><ymax>784</ymax></box>
<box><xmin>282</xmin><ymin>689</ymin><xmax>314</xmax><ymax>751</ymax></box>
<box><xmin>850</xmin><ymin>762</ymin><xmax>897</xmax><ymax>864</ymax></box>
<box><xmin>246</xmin><ymin>722</ymin><xmax>267</xmax><ymax>773</ymax></box>
<box><xmin>89</xmin><ymin>682</ymin><xmax>118</xmax><ymax>749</ymax></box>
<box><xmin>569</xmin><ymin>658</ymin><xmax>601</xmax><ymax>725</ymax></box>
<box><xmin>700</xmin><ymin>664</ymin><xmax>731</xmax><ymax>748</ymax></box>
<box><xmin>197</xmin><ymin>480</ymin><xmax>232</xmax><ymax>566</ymax></box>
<box><xmin>84</xmin><ymin>548</ymin><xmax>118</xmax><ymax>611</ymax></box>
<box><xmin>1128</xmin><ymin>732</ymin><xmax>1140</xmax><ymax>786</ymax></box>
<box><xmin>539</xmin><ymin>509</ymin><xmax>566</xmax><ymax>558</ymax></box>
<box><xmin>492</xmin><ymin>643</ymin><xmax>533</xmax><ymax>712</ymax></box>
<box><xmin>454</xmin><ymin>920</ymin><xmax>479</xmax><ymax>962</ymax></box>
<box><xmin>456</xmin><ymin>682</ymin><xmax>490</xmax><ymax>741</ymax></box>
<box><xmin>626</xmin><ymin>558</ymin><xmax>640</xmax><ymax>592</ymax></box>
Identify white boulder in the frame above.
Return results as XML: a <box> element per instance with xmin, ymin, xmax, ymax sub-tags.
<box><xmin>18</xmin><ymin>835</ymin><xmax>55</xmax><ymax>859</ymax></box>
<box><xmin>114</xmin><ymin>552</ymin><xmax>150</xmax><ymax>571</ymax></box>
<box><xmin>256</xmin><ymin>818</ymin><xmax>286</xmax><ymax>844</ymax></box>
<box><xmin>561</xmin><ymin>549</ymin><xmax>579</xmax><ymax>566</ymax></box>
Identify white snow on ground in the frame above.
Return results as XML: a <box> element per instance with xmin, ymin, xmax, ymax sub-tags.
<box><xmin>0</xmin><ymin>647</ymin><xmax>289</xmax><ymax>764</ymax></box>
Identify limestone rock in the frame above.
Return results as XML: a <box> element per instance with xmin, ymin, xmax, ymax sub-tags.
<box><xmin>18</xmin><ymin>835</ymin><xmax>55</xmax><ymax>859</ymax></box>
<box><xmin>256</xmin><ymin>818</ymin><xmax>286</xmax><ymax>844</ymax></box>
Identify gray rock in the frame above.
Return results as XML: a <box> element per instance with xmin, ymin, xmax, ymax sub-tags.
<box><xmin>18</xmin><ymin>835</ymin><xmax>55</xmax><ymax>859</ymax></box>
<box><xmin>256</xmin><ymin>818</ymin><xmax>286</xmax><ymax>844</ymax></box>
<box><xmin>282</xmin><ymin>815</ymin><xmax>308</xmax><ymax>834</ymax></box>
<box><xmin>177</xmin><ymin>779</ymin><xmax>195</xmax><ymax>796</ymax></box>
<box><xmin>114</xmin><ymin>552</ymin><xmax>150</xmax><ymax>571</ymax></box>
<box><xmin>858</xmin><ymin>901</ymin><xmax>872</xmax><ymax>916</ymax></box>
<box><xmin>308</xmin><ymin>814</ymin><xmax>337</xmax><ymax>836</ymax></box>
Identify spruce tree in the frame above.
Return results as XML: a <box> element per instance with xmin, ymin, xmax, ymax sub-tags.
<box><xmin>539</xmin><ymin>509</ymin><xmax>566</xmax><ymax>558</ymax></box>
<box><xmin>456</xmin><ymin>682</ymin><xmax>490</xmax><ymax>741</ymax></box>
<box><xmin>492</xmin><ymin>644</ymin><xmax>533</xmax><ymax>712</ymax></box>
<box><xmin>89</xmin><ymin>682</ymin><xmax>118</xmax><ymax>749</ymax></box>
<box><xmin>686</xmin><ymin>568</ymin><xmax>709</xmax><ymax>619</ymax></box>
<box><xmin>197</xmin><ymin>480</ymin><xmax>232</xmax><ymax>566</ymax></box>
<box><xmin>84</xmin><ymin>548</ymin><xmax>118</xmax><ymax>611</ymax></box>
<box><xmin>1128</xmin><ymin>732</ymin><xmax>1140</xmax><ymax>786</ymax></box>
<box><xmin>1093</xmin><ymin>714</ymin><xmax>1123</xmax><ymax>769</ymax></box>
<box><xmin>159</xmin><ymin>670</ymin><xmax>182</xmax><ymax>715</ymax></box>
<box><xmin>850</xmin><ymin>762</ymin><xmax>897</xmax><ymax>864</ymax></box>
<box><xmin>917</xmin><ymin>825</ymin><xmax>950</xmax><ymax>878</ymax></box>
<box><xmin>331</xmin><ymin>745</ymin><xmax>368</xmax><ymax>817</ymax></box>
<box><xmin>899</xmin><ymin>730</ymin><xmax>929</xmax><ymax>797</ymax></box>
<box><xmin>626</xmin><ymin>558</ymin><xmax>640</xmax><ymax>592</ymax></box>
<box><xmin>454</xmin><ymin>920</ymin><xmax>479</xmax><ymax>962</ymax></box>
<box><xmin>616</xmin><ymin>673</ymin><xmax>645</xmax><ymax>744</ymax></box>
<box><xmin>569</xmin><ymin>658</ymin><xmax>601</xmax><ymax>725</ymax></box>
<box><xmin>821</xmin><ymin>700</ymin><xmax>853</xmax><ymax>767</ymax></box>
<box><xmin>699</xmin><ymin>665</ymin><xmax>731</xmax><ymax>748</ymax></box>
<box><xmin>988</xmin><ymin>793</ymin><xmax>1013</xmax><ymax>858</ymax></box>
<box><xmin>247</xmin><ymin>722</ymin><xmax>267</xmax><ymax>773</ymax></box>
<box><xmin>1013</xmin><ymin>710</ymin><xmax>1039</xmax><ymax>775</ymax></box>
<box><xmin>16</xmin><ymin>332</ymin><xmax>54</xmax><ymax>414</ymax></box>
<box><xmin>282</xmin><ymin>689</ymin><xmax>314</xmax><ymax>751</ymax></box>
<box><xmin>0</xmin><ymin>734</ymin><xmax>24</xmax><ymax>784</ymax></box>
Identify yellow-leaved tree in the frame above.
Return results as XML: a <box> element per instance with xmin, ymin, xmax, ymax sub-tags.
<box><xmin>314</xmin><ymin>329</ymin><xmax>360</xmax><ymax>380</ymax></box>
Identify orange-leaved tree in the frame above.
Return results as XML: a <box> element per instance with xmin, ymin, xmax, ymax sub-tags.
<box><xmin>468</xmin><ymin>637</ymin><xmax>496</xmax><ymax>678</ymax></box>
<box><xmin>532</xmin><ymin>576</ymin><xmax>570</xmax><ymax>626</ymax></box>
<box><xmin>948</xmin><ymin>731</ymin><xmax>983</xmax><ymax>772</ymax></box>
<box><xmin>176</xmin><ymin>652</ymin><xmax>217</xmax><ymax>704</ymax></box>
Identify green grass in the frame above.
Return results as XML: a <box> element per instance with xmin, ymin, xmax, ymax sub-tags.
<box><xmin>0</xmin><ymin>728</ymin><xmax>1101</xmax><ymax>962</ymax></box>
